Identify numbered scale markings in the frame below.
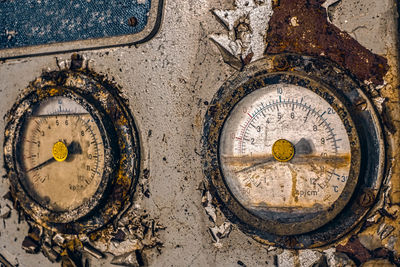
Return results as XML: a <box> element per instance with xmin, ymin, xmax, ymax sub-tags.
<box><xmin>19</xmin><ymin>96</ymin><xmax>105</xmax><ymax>212</ymax></box>
<box><xmin>220</xmin><ymin>84</ymin><xmax>351</xmax><ymax>216</ymax></box>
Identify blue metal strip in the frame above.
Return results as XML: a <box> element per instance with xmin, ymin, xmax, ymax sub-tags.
<box><xmin>0</xmin><ymin>0</ymin><xmax>152</xmax><ymax>49</ymax></box>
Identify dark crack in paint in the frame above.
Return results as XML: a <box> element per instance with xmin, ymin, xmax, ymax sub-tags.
<box><xmin>265</xmin><ymin>0</ymin><xmax>389</xmax><ymax>85</ymax></box>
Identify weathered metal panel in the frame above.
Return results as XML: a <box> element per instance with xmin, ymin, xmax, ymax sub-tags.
<box><xmin>0</xmin><ymin>0</ymin><xmax>163</xmax><ymax>59</ymax></box>
<box><xmin>0</xmin><ymin>0</ymin><xmax>398</xmax><ymax>266</ymax></box>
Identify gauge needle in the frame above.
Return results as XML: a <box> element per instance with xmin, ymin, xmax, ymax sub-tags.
<box><xmin>27</xmin><ymin>141</ymin><xmax>82</xmax><ymax>172</ymax></box>
<box><xmin>230</xmin><ymin>138</ymin><xmax>314</xmax><ymax>174</ymax></box>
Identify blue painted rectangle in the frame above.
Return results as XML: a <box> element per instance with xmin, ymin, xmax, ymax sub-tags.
<box><xmin>0</xmin><ymin>0</ymin><xmax>152</xmax><ymax>49</ymax></box>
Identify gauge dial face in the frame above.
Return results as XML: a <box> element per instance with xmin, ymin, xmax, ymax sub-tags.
<box><xmin>18</xmin><ymin>96</ymin><xmax>105</xmax><ymax>212</ymax></box>
<box><xmin>219</xmin><ymin>84</ymin><xmax>352</xmax><ymax>219</ymax></box>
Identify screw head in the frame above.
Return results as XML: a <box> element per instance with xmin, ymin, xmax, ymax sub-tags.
<box><xmin>128</xmin><ymin>17</ymin><xmax>138</xmax><ymax>27</ymax></box>
<box><xmin>358</xmin><ymin>189</ymin><xmax>375</xmax><ymax>207</ymax></box>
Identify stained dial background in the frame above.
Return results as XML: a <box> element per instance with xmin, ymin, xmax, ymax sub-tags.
<box><xmin>219</xmin><ymin>84</ymin><xmax>351</xmax><ymax>214</ymax></box>
<box><xmin>20</xmin><ymin>97</ymin><xmax>105</xmax><ymax>212</ymax></box>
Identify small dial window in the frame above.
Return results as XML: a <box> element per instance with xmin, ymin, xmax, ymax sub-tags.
<box><xmin>18</xmin><ymin>96</ymin><xmax>105</xmax><ymax>212</ymax></box>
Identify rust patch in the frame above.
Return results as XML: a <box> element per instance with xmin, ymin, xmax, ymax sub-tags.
<box><xmin>265</xmin><ymin>0</ymin><xmax>389</xmax><ymax>85</ymax></box>
<box><xmin>336</xmin><ymin>236</ymin><xmax>372</xmax><ymax>264</ymax></box>
<box><xmin>335</xmin><ymin>235</ymin><xmax>400</xmax><ymax>266</ymax></box>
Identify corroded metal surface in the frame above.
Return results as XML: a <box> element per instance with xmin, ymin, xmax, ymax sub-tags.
<box><xmin>265</xmin><ymin>0</ymin><xmax>389</xmax><ymax>85</ymax></box>
<box><xmin>0</xmin><ymin>58</ymin><xmax>167</xmax><ymax>266</ymax></box>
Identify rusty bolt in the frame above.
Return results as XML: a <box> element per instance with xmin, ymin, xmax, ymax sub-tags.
<box><xmin>282</xmin><ymin>236</ymin><xmax>298</xmax><ymax>247</ymax></box>
<box><xmin>355</xmin><ymin>98</ymin><xmax>367</xmax><ymax>111</ymax></box>
<box><xmin>128</xmin><ymin>17</ymin><xmax>138</xmax><ymax>27</ymax></box>
<box><xmin>272</xmin><ymin>0</ymin><xmax>280</xmax><ymax>7</ymax></box>
<box><xmin>70</xmin><ymin>53</ymin><xmax>83</xmax><ymax>70</ymax></box>
<box><xmin>358</xmin><ymin>189</ymin><xmax>375</xmax><ymax>207</ymax></box>
<box><xmin>273</xmin><ymin>56</ymin><xmax>289</xmax><ymax>71</ymax></box>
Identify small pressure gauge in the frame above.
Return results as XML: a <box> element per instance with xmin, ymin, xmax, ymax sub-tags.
<box><xmin>4</xmin><ymin>70</ymin><xmax>140</xmax><ymax>233</ymax></box>
<box><xmin>18</xmin><ymin>96</ymin><xmax>107</xmax><ymax>212</ymax></box>
<box><xmin>203</xmin><ymin>54</ymin><xmax>385</xmax><ymax>248</ymax></box>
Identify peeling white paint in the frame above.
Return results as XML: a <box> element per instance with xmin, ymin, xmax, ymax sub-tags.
<box><xmin>377</xmin><ymin>223</ymin><xmax>395</xmax><ymax>240</ymax></box>
<box><xmin>322</xmin><ymin>0</ymin><xmax>342</xmax><ymax>23</ymax></box>
<box><xmin>203</xmin><ymin>191</ymin><xmax>217</xmax><ymax>223</ymax></box>
<box><xmin>209</xmin><ymin>222</ymin><xmax>232</xmax><ymax>248</ymax></box>
<box><xmin>210</xmin><ymin>0</ymin><xmax>273</xmax><ymax>67</ymax></box>
<box><xmin>290</xmin><ymin>17</ymin><xmax>299</xmax><ymax>27</ymax></box>
<box><xmin>372</xmin><ymin>96</ymin><xmax>386</xmax><ymax>113</ymax></box>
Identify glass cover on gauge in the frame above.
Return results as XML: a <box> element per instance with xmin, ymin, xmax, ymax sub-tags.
<box><xmin>18</xmin><ymin>96</ymin><xmax>105</xmax><ymax>212</ymax></box>
<box><xmin>219</xmin><ymin>84</ymin><xmax>352</xmax><ymax>221</ymax></box>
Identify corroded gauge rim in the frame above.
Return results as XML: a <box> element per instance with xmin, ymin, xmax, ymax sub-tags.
<box><xmin>202</xmin><ymin>54</ymin><xmax>385</xmax><ymax>248</ymax></box>
<box><xmin>3</xmin><ymin>70</ymin><xmax>141</xmax><ymax>234</ymax></box>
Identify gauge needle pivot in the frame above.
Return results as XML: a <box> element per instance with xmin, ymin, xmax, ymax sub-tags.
<box><xmin>27</xmin><ymin>141</ymin><xmax>82</xmax><ymax>172</ymax></box>
<box><xmin>272</xmin><ymin>139</ymin><xmax>295</xmax><ymax>162</ymax></box>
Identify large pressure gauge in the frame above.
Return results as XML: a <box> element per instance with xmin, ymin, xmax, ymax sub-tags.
<box><xmin>202</xmin><ymin>54</ymin><xmax>385</xmax><ymax>248</ymax></box>
<box><xmin>219</xmin><ymin>83</ymin><xmax>359</xmax><ymax>235</ymax></box>
<box><xmin>4</xmin><ymin>70</ymin><xmax>140</xmax><ymax>233</ymax></box>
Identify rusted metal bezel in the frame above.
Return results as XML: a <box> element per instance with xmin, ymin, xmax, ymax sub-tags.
<box><xmin>202</xmin><ymin>54</ymin><xmax>385</xmax><ymax>248</ymax></box>
<box><xmin>3</xmin><ymin>70</ymin><xmax>141</xmax><ymax>234</ymax></box>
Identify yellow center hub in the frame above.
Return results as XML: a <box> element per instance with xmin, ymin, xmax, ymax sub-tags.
<box><xmin>272</xmin><ymin>139</ymin><xmax>295</xmax><ymax>162</ymax></box>
<box><xmin>52</xmin><ymin>141</ymin><xmax>68</xmax><ymax>162</ymax></box>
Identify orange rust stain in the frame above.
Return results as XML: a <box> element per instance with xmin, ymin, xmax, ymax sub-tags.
<box><xmin>116</xmin><ymin>166</ymin><xmax>130</xmax><ymax>188</ymax></box>
<box><xmin>64</xmin><ymin>238</ymin><xmax>83</xmax><ymax>253</ymax></box>
<box><xmin>222</xmin><ymin>153</ymin><xmax>351</xmax><ymax>171</ymax></box>
<box><xmin>287</xmin><ymin>165</ymin><xmax>299</xmax><ymax>203</ymax></box>
<box><xmin>49</xmin><ymin>88</ymin><xmax>59</xmax><ymax>96</ymax></box>
<box><xmin>118</xmin><ymin>116</ymin><xmax>128</xmax><ymax>126</ymax></box>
